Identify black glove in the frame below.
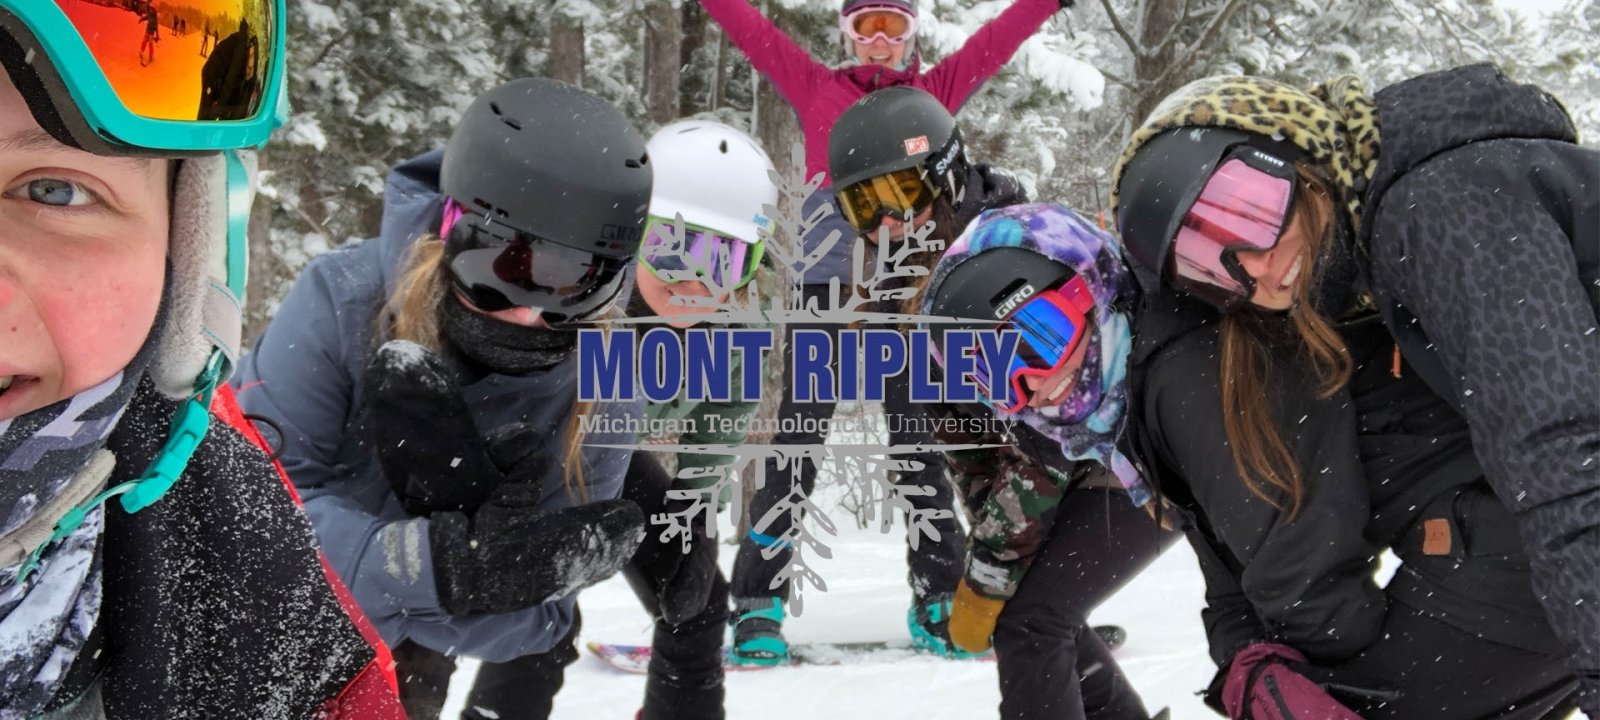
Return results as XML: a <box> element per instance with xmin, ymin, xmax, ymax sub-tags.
<box><xmin>656</xmin><ymin>497</ymin><xmax>721</xmax><ymax>626</ymax></box>
<box><xmin>1060</xmin><ymin>0</ymin><xmax>1074</xmax><ymax>8</ymax></box>
<box><xmin>431</xmin><ymin>481</ymin><xmax>647</xmax><ymax>615</ymax></box>
<box><xmin>365</xmin><ymin>340</ymin><xmax>501</xmax><ymax>514</ymax></box>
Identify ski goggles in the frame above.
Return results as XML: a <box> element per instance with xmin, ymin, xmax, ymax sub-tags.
<box><xmin>839</xmin><ymin>7</ymin><xmax>916</xmax><ymax>45</ymax></box>
<box><xmin>0</xmin><ymin>0</ymin><xmax>286</xmax><ymax>155</ymax></box>
<box><xmin>1170</xmin><ymin>147</ymin><xmax>1297</xmax><ymax>310</ymax></box>
<box><xmin>441</xmin><ymin>200</ymin><xmax>629</xmax><ymax>323</ymax></box>
<box><xmin>835</xmin><ymin>165</ymin><xmax>939</xmax><ymax>233</ymax></box>
<box><xmin>640</xmin><ymin>216</ymin><xmax>764</xmax><ymax>291</ymax></box>
<box><xmin>971</xmin><ymin>276</ymin><xmax>1096</xmax><ymax>414</ymax></box>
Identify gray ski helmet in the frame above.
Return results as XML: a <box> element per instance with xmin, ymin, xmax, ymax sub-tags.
<box><xmin>828</xmin><ymin>86</ymin><xmax>964</xmax><ymax>193</ymax></box>
<box><xmin>441</xmin><ymin>78</ymin><xmax>651</xmax><ymax>258</ymax></box>
<box><xmin>840</xmin><ymin>0</ymin><xmax>916</xmax><ymax>17</ymax></box>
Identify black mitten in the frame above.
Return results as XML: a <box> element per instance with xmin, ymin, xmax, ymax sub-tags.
<box><xmin>657</xmin><ymin>500</ymin><xmax>721</xmax><ymax>626</ymax></box>
<box><xmin>431</xmin><ymin>483</ymin><xmax>647</xmax><ymax>615</ymax></box>
<box><xmin>365</xmin><ymin>340</ymin><xmax>502</xmax><ymax>514</ymax></box>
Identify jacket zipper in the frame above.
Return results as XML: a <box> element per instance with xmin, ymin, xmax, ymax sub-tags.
<box><xmin>1263</xmin><ymin>673</ymin><xmax>1297</xmax><ymax>719</ymax></box>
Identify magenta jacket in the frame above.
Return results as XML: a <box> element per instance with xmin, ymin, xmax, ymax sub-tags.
<box><xmin>703</xmin><ymin>0</ymin><xmax>1060</xmax><ymax>184</ymax></box>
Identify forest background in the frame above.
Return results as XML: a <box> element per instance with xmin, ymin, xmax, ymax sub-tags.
<box><xmin>249</xmin><ymin>0</ymin><xmax>1597</xmax><ymax>337</ymax></box>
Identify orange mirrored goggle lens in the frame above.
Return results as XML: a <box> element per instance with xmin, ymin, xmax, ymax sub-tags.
<box><xmin>57</xmin><ymin>0</ymin><xmax>275</xmax><ymax>121</ymax></box>
<box><xmin>850</xmin><ymin>10</ymin><xmax>911</xmax><ymax>39</ymax></box>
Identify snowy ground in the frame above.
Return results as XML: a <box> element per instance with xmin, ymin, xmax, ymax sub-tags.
<box><xmin>434</xmin><ymin>407</ymin><xmax>1591</xmax><ymax>720</ymax></box>
<box><xmin>440</xmin><ymin>479</ymin><xmax>1221</xmax><ymax>719</ymax></box>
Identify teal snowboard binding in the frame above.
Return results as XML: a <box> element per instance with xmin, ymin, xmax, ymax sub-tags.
<box><xmin>730</xmin><ymin>596</ymin><xmax>790</xmax><ymax>667</ymax></box>
<box><xmin>909</xmin><ymin>594</ymin><xmax>988</xmax><ymax>659</ymax></box>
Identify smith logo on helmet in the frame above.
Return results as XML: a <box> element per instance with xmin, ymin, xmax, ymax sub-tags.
<box><xmin>931</xmin><ymin>137</ymin><xmax>962</xmax><ymax>179</ymax></box>
<box><xmin>1248</xmin><ymin>149</ymin><xmax>1286</xmax><ymax>168</ymax></box>
<box><xmin>994</xmin><ymin>284</ymin><xmax>1036</xmax><ymax>319</ymax></box>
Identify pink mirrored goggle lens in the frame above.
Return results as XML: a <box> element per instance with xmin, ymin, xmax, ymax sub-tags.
<box><xmin>1171</xmin><ymin>158</ymin><xmax>1294</xmax><ymax>299</ymax></box>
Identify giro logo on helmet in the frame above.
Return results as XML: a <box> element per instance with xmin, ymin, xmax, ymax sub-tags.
<box><xmin>994</xmin><ymin>283</ymin><xmax>1037</xmax><ymax>319</ymax></box>
<box><xmin>904</xmin><ymin>136</ymin><xmax>930</xmax><ymax>155</ymax></box>
<box><xmin>601</xmin><ymin>224</ymin><xmax>644</xmax><ymax>245</ymax></box>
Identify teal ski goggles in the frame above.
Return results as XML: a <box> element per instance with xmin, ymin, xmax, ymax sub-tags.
<box><xmin>0</xmin><ymin>0</ymin><xmax>286</xmax><ymax>155</ymax></box>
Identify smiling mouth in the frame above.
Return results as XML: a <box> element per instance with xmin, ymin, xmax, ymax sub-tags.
<box><xmin>0</xmin><ymin>374</ymin><xmax>32</xmax><ymax>400</ymax></box>
<box><xmin>870</xmin><ymin>54</ymin><xmax>892</xmax><ymax>62</ymax></box>
<box><xmin>1277</xmin><ymin>255</ymin><xmax>1304</xmax><ymax>290</ymax></box>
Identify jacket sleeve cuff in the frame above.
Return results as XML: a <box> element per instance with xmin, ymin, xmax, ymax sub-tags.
<box><xmin>964</xmin><ymin>551</ymin><xmax>1022</xmax><ymax>600</ymax></box>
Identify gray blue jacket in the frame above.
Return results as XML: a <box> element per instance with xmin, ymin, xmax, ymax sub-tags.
<box><xmin>233</xmin><ymin>150</ymin><xmax>642</xmax><ymax>662</ymax></box>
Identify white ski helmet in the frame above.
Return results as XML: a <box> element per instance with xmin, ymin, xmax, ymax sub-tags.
<box><xmin>645</xmin><ymin>120</ymin><xmax>778</xmax><ymax>246</ymax></box>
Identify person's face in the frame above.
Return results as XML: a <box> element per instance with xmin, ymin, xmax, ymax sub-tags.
<box><xmin>1231</xmin><ymin>208</ymin><xmax>1309</xmax><ymax>311</ymax></box>
<box><xmin>634</xmin><ymin>257</ymin><xmax>718</xmax><ymax>328</ymax></box>
<box><xmin>852</xmin><ymin>37</ymin><xmax>907</xmax><ymax>68</ymax></box>
<box><xmin>874</xmin><ymin>203</ymin><xmax>934</xmax><ymax>242</ymax></box>
<box><xmin>453</xmin><ymin>290</ymin><xmax>553</xmax><ymax>328</ymax></box>
<box><xmin>1017</xmin><ymin>319</ymin><xmax>1095</xmax><ymax>409</ymax></box>
<box><xmin>0</xmin><ymin>73</ymin><xmax>169</xmax><ymax>421</ymax></box>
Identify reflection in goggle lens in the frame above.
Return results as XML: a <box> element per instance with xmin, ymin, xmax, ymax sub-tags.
<box><xmin>57</xmin><ymin>0</ymin><xmax>274</xmax><ymax>121</ymax></box>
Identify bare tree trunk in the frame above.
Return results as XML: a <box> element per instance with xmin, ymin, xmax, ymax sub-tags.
<box><xmin>737</xmin><ymin>30</ymin><xmax>807</xmax><ymax>539</ymax></box>
<box><xmin>710</xmin><ymin>31</ymin><xmax>728</xmax><ymax>111</ymax></box>
<box><xmin>1121</xmin><ymin>0</ymin><xmax>1258</xmax><ymax>122</ymax></box>
<box><xmin>548</xmin><ymin>10</ymin><xmax>586</xmax><ymax>86</ymax></box>
<box><xmin>644</xmin><ymin>0</ymin><xmax>682</xmax><ymax>124</ymax></box>
<box><xmin>1130</xmin><ymin>0</ymin><xmax>1188</xmax><ymax>123</ymax></box>
<box><xmin>244</xmin><ymin>148</ymin><xmax>280</xmax><ymax>344</ymax></box>
<box><xmin>680</xmin><ymin>0</ymin><xmax>708</xmax><ymax>115</ymax></box>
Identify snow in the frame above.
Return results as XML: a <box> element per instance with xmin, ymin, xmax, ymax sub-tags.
<box><xmin>429</xmin><ymin>493</ymin><xmax>1590</xmax><ymax>720</ymax></box>
<box><xmin>438</xmin><ymin>489</ymin><xmax>1220</xmax><ymax>719</ymax></box>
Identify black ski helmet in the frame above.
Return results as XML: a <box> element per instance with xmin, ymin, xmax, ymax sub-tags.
<box><xmin>840</xmin><ymin>0</ymin><xmax>916</xmax><ymax>17</ymax></box>
<box><xmin>440</xmin><ymin>78</ymin><xmax>652</xmax><ymax>321</ymax></box>
<box><xmin>1113</xmin><ymin>126</ymin><xmax>1303</xmax><ymax>297</ymax></box>
<box><xmin>828</xmin><ymin>86</ymin><xmax>966</xmax><ymax>200</ymax></box>
<box><xmin>925</xmin><ymin>246</ymin><xmax>1076</xmax><ymax>348</ymax></box>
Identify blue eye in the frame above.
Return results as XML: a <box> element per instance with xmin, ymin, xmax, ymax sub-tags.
<box><xmin>27</xmin><ymin>179</ymin><xmax>94</xmax><ymax>207</ymax></box>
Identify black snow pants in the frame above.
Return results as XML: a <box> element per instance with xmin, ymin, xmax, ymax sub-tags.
<box><xmin>993</xmin><ymin>487</ymin><xmax>1180</xmax><ymax>720</ymax></box>
<box><xmin>392</xmin><ymin>613</ymin><xmax>581</xmax><ymax>720</ymax></box>
<box><xmin>393</xmin><ymin>453</ymin><xmax>729</xmax><ymax>720</ymax></box>
<box><xmin>731</xmin><ymin>284</ymin><xmax>965</xmax><ymax>604</ymax></box>
<box><xmin>621</xmin><ymin>452</ymin><xmax>729</xmax><ymax>720</ymax></box>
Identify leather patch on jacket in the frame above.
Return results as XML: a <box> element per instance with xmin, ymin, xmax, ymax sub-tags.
<box><xmin>1423</xmin><ymin>518</ymin><xmax>1453</xmax><ymax>556</ymax></box>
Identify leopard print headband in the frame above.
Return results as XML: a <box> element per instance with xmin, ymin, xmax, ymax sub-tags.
<box><xmin>1111</xmin><ymin>74</ymin><xmax>1381</xmax><ymax>232</ymax></box>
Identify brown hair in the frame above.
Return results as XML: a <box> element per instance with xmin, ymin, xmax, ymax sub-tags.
<box><xmin>380</xmin><ymin>235</ymin><xmax>593</xmax><ymax>500</ymax></box>
<box><xmin>897</xmin><ymin>196</ymin><xmax>963</xmax><ymax>316</ymax></box>
<box><xmin>1216</xmin><ymin>165</ymin><xmax>1352</xmax><ymax>521</ymax></box>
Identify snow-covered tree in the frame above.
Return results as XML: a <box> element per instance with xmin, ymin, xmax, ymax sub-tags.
<box><xmin>248</xmin><ymin>0</ymin><xmax>1597</xmax><ymax>336</ymax></box>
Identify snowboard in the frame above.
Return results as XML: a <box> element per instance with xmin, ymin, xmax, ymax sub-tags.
<box><xmin>587</xmin><ymin>640</ymin><xmax>992</xmax><ymax>673</ymax></box>
<box><xmin>587</xmin><ymin>625</ymin><xmax>1126</xmax><ymax>674</ymax></box>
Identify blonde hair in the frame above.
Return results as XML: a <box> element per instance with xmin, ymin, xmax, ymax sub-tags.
<box><xmin>380</xmin><ymin>235</ymin><xmax>593</xmax><ymax>500</ymax></box>
<box><xmin>1216</xmin><ymin>165</ymin><xmax>1352</xmax><ymax>522</ymax></box>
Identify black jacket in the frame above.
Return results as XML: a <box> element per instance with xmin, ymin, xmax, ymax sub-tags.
<box><xmin>1129</xmin><ymin>297</ymin><xmax>1388</xmax><ymax>667</ymax></box>
<box><xmin>1358</xmin><ymin>64</ymin><xmax>1600</xmax><ymax>692</ymax></box>
<box><xmin>47</xmin><ymin>380</ymin><xmax>393</xmax><ymax>718</ymax></box>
